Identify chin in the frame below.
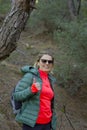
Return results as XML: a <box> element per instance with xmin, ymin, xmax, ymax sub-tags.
<box><xmin>44</xmin><ymin>70</ymin><xmax>50</xmax><ymax>73</ymax></box>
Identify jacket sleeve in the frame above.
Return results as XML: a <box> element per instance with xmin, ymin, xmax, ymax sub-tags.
<box><xmin>13</xmin><ymin>73</ymin><xmax>35</xmax><ymax>101</ymax></box>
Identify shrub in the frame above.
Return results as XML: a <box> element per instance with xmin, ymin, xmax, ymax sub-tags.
<box><xmin>54</xmin><ymin>19</ymin><xmax>87</xmax><ymax>94</ymax></box>
<box><xmin>0</xmin><ymin>0</ymin><xmax>10</xmax><ymax>14</ymax></box>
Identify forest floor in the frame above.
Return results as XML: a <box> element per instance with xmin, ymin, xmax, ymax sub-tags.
<box><xmin>0</xmin><ymin>27</ymin><xmax>87</xmax><ymax>130</ymax></box>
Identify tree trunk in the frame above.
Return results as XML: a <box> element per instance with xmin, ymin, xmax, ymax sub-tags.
<box><xmin>68</xmin><ymin>0</ymin><xmax>81</xmax><ymax>20</ymax></box>
<box><xmin>77</xmin><ymin>0</ymin><xmax>81</xmax><ymax>15</ymax></box>
<box><xmin>0</xmin><ymin>0</ymin><xmax>36</xmax><ymax>60</ymax></box>
<box><xmin>68</xmin><ymin>0</ymin><xmax>77</xmax><ymax>20</ymax></box>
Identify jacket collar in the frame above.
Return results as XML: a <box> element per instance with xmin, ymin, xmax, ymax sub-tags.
<box><xmin>21</xmin><ymin>65</ymin><xmax>56</xmax><ymax>83</ymax></box>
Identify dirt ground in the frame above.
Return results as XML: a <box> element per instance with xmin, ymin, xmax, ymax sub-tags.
<box><xmin>0</xmin><ymin>28</ymin><xmax>87</xmax><ymax>130</ymax></box>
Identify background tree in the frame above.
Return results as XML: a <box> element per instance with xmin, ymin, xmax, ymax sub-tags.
<box><xmin>0</xmin><ymin>0</ymin><xmax>36</xmax><ymax>60</ymax></box>
<box><xmin>68</xmin><ymin>0</ymin><xmax>81</xmax><ymax>20</ymax></box>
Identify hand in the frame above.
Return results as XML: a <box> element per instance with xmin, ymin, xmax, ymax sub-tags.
<box><xmin>32</xmin><ymin>78</ymin><xmax>41</xmax><ymax>90</ymax></box>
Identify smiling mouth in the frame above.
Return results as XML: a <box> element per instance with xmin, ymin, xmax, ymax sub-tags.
<box><xmin>44</xmin><ymin>67</ymin><xmax>50</xmax><ymax>69</ymax></box>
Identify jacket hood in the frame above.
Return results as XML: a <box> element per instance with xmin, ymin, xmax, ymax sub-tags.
<box><xmin>21</xmin><ymin>66</ymin><xmax>38</xmax><ymax>75</ymax></box>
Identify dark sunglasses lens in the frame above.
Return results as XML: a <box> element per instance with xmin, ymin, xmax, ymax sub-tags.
<box><xmin>41</xmin><ymin>59</ymin><xmax>53</xmax><ymax>64</ymax></box>
<box><xmin>48</xmin><ymin>60</ymin><xmax>53</xmax><ymax>64</ymax></box>
<box><xmin>41</xmin><ymin>59</ymin><xmax>47</xmax><ymax>63</ymax></box>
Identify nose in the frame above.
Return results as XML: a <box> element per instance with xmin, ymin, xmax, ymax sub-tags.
<box><xmin>46</xmin><ymin>61</ymin><xmax>49</xmax><ymax>64</ymax></box>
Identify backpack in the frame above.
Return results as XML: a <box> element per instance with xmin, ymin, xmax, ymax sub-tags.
<box><xmin>10</xmin><ymin>87</ymin><xmax>22</xmax><ymax>115</ymax></box>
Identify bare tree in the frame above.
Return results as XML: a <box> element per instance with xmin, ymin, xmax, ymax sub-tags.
<box><xmin>77</xmin><ymin>0</ymin><xmax>81</xmax><ymax>15</ymax></box>
<box><xmin>68</xmin><ymin>0</ymin><xmax>81</xmax><ymax>20</ymax></box>
<box><xmin>0</xmin><ymin>0</ymin><xmax>36</xmax><ymax>60</ymax></box>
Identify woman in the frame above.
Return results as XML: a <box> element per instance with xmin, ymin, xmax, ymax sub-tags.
<box><xmin>14</xmin><ymin>50</ymin><xmax>57</xmax><ymax>130</ymax></box>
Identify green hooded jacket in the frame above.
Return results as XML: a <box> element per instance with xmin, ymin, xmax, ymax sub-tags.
<box><xmin>14</xmin><ymin>66</ymin><xmax>57</xmax><ymax>130</ymax></box>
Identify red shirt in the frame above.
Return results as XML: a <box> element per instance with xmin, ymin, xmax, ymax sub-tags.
<box><xmin>36</xmin><ymin>69</ymin><xmax>54</xmax><ymax>124</ymax></box>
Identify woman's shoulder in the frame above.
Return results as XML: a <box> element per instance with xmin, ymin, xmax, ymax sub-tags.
<box><xmin>21</xmin><ymin>65</ymin><xmax>38</xmax><ymax>75</ymax></box>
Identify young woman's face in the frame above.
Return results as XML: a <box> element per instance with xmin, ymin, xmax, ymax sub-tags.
<box><xmin>38</xmin><ymin>54</ymin><xmax>54</xmax><ymax>73</ymax></box>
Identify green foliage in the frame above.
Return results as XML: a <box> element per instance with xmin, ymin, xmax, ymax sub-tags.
<box><xmin>29</xmin><ymin>0</ymin><xmax>68</xmax><ymax>31</ymax></box>
<box><xmin>54</xmin><ymin>19</ymin><xmax>87</xmax><ymax>94</ymax></box>
<box><xmin>81</xmin><ymin>0</ymin><xmax>87</xmax><ymax>17</ymax></box>
<box><xmin>0</xmin><ymin>0</ymin><xmax>10</xmax><ymax>14</ymax></box>
<box><xmin>54</xmin><ymin>19</ymin><xmax>87</xmax><ymax>62</ymax></box>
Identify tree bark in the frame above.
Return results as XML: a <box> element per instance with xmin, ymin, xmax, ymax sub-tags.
<box><xmin>68</xmin><ymin>0</ymin><xmax>81</xmax><ymax>20</ymax></box>
<box><xmin>68</xmin><ymin>0</ymin><xmax>77</xmax><ymax>20</ymax></box>
<box><xmin>77</xmin><ymin>0</ymin><xmax>81</xmax><ymax>15</ymax></box>
<box><xmin>0</xmin><ymin>0</ymin><xmax>36</xmax><ymax>60</ymax></box>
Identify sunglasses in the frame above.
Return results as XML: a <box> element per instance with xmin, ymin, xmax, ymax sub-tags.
<box><xmin>40</xmin><ymin>59</ymin><xmax>53</xmax><ymax>64</ymax></box>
